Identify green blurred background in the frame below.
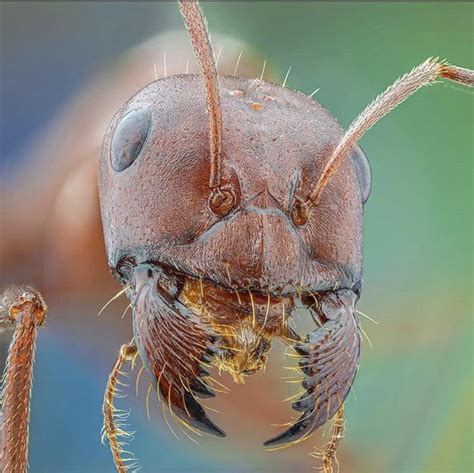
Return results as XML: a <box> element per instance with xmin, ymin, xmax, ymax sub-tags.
<box><xmin>1</xmin><ymin>2</ymin><xmax>472</xmax><ymax>472</ymax></box>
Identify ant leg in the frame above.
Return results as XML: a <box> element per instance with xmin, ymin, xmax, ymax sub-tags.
<box><xmin>101</xmin><ymin>341</ymin><xmax>138</xmax><ymax>473</ymax></box>
<box><xmin>0</xmin><ymin>285</ymin><xmax>47</xmax><ymax>473</ymax></box>
<box><xmin>310</xmin><ymin>405</ymin><xmax>345</xmax><ymax>473</ymax></box>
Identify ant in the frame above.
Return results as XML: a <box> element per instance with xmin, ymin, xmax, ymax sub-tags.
<box><xmin>1</xmin><ymin>2</ymin><xmax>472</xmax><ymax>472</ymax></box>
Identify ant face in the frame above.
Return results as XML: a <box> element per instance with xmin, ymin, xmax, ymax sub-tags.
<box><xmin>99</xmin><ymin>74</ymin><xmax>371</xmax><ymax>295</ymax></box>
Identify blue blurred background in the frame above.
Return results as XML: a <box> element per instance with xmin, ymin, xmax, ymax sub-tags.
<box><xmin>1</xmin><ymin>2</ymin><xmax>472</xmax><ymax>472</ymax></box>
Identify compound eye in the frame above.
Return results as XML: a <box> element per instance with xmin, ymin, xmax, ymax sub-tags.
<box><xmin>111</xmin><ymin>109</ymin><xmax>152</xmax><ymax>172</ymax></box>
<box><xmin>350</xmin><ymin>144</ymin><xmax>372</xmax><ymax>204</ymax></box>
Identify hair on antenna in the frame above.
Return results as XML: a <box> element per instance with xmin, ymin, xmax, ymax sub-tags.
<box><xmin>307</xmin><ymin>58</ymin><xmax>473</xmax><ymax>207</ymax></box>
<box><xmin>179</xmin><ymin>0</ymin><xmax>223</xmax><ymax>190</ymax></box>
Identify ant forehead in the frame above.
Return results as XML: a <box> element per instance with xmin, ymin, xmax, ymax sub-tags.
<box><xmin>129</xmin><ymin>73</ymin><xmax>316</xmax><ymax>103</ymax></box>
<box><xmin>109</xmin><ymin>74</ymin><xmax>346</xmax><ymax>175</ymax></box>
<box><xmin>117</xmin><ymin>74</ymin><xmax>343</xmax><ymax>141</ymax></box>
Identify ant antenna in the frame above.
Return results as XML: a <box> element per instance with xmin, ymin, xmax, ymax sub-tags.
<box><xmin>307</xmin><ymin>58</ymin><xmax>473</xmax><ymax>207</ymax></box>
<box><xmin>179</xmin><ymin>0</ymin><xmax>223</xmax><ymax>190</ymax></box>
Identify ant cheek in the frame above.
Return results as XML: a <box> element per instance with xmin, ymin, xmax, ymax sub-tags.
<box><xmin>110</xmin><ymin>108</ymin><xmax>152</xmax><ymax>172</ymax></box>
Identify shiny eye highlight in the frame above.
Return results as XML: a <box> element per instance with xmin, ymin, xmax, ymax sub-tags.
<box><xmin>110</xmin><ymin>109</ymin><xmax>152</xmax><ymax>172</ymax></box>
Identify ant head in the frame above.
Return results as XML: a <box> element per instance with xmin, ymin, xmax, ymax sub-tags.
<box><xmin>99</xmin><ymin>72</ymin><xmax>370</xmax><ymax>293</ymax></box>
<box><xmin>99</xmin><ymin>1</ymin><xmax>371</xmax><ymax>294</ymax></box>
<box><xmin>101</xmin><ymin>1</ymin><xmax>473</xmax><ymax>295</ymax></box>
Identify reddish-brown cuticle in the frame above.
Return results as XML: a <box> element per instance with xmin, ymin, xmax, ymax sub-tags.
<box><xmin>0</xmin><ymin>285</ymin><xmax>47</xmax><ymax>326</ymax></box>
<box><xmin>1</xmin><ymin>285</ymin><xmax>47</xmax><ymax>473</ymax></box>
<box><xmin>291</xmin><ymin>199</ymin><xmax>310</xmax><ymax>227</ymax></box>
<box><xmin>209</xmin><ymin>187</ymin><xmax>235</xmax><ymax>217</ymax></box>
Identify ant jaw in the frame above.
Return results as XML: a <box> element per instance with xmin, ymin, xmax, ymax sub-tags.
<box><xmin>131</xmin><ymin>264</ymin><xmax>227</xmax><ymax>438</ymax></box>
<box><xmin>264</xmin><ymin>290</ymin><xmax>360</xmax><ymax>449</ymax></box>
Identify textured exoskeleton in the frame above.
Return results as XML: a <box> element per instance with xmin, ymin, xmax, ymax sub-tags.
<box><xmin>99</xmin><ymin>70</ymin><xmax>369</xmax><ymax>445</ymax></box>
<box><xmin>98</xmin><ymin>0</ymin><xmax>473</xmax><ymax>459</ymax></box>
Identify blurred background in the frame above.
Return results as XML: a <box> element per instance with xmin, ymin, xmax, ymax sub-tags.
<box><xmin>0</xmin><ymin>2</ymin><xmax>472</xmax><ymax>472</ymax></box>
